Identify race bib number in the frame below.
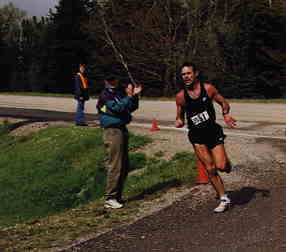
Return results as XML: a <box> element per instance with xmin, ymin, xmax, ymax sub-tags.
<box><xmin>191</xmin><ymin>111</ymin><xmax>210</xmax><ymax>125</ymax></box>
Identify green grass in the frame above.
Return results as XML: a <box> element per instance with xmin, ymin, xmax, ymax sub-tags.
<box><xmin>0</xmin><ymin>126</ymin><xmax>102</xmax><ymax>226</ymax></box>
<box><xmin>0</xmin><ymin>124</ymin><xmax>154</xmax><ymax>227</ymax></box>
<box><xmin>125</xmin><ymin>152</ymin><xmax>196</xmax><ymax>198</ymax></box>
<box><xmin>0</xmin><ymin>118</ymin><xmax>11</xmax><ymax>136</ymax></box>
<box><xmin>0</xmin><ymin>121</ymin><xmax>197</xmax><ymax>250</ymax></box>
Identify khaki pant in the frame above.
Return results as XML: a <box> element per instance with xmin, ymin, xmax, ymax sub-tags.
<box><xmin>103</xmin><ymin>127</ymin><xmax>129</xmax><ymax>200</ymax></box>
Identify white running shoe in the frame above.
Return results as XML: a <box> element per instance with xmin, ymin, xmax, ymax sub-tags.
<box><xmin>104</xmin><ymin>199</ymin><xmax>123</xmax><ymax>209</ymax></box>
<box><xmin>214</xmin><ymin>196</ymin><xmax>231</xmax><ymax>213</ymax></box>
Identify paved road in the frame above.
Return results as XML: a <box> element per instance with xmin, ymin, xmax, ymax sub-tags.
<box><xmin>1</xmin><ymin>95</ymin><xmax>286</xmax><ymax>123</ymax></box>
<box><xmin>1</xmin><ymin>95</ymin><xmax>286</xmax><ymax>139</ymax></box>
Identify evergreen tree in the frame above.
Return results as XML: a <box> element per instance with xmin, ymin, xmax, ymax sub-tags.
<box><xmin>21</xmin><ymin>16</ymin><xmax>49</xmax><ymax>92</ymax></box>
<box><xmin>213</xmin><ymin>0</ymin><xmax>286</xmax><ymax>98</ymax></box>
<box><xmin>41</xmin><ymin>0</ymin><xmax>92</xmax><ymax>93</ymax></box>
<box><xmin>0</xmin><ymin>3</ymin><xmax>27</xmax><ymax>91</ymax></box>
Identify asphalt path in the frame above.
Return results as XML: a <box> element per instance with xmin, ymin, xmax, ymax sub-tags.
<box><xmin>1</xmin><ymin>95</ymin><xmax>286</xmax><ymax>123</ymax></box>
<box><xmin>69</xmin><ymin>185</ymin><xmax>286</xmax><ymax>252</ymax></box>
<box><xmin>1</xmin><ymin>95</ymin><xmax>286</xmax><ymax>139</ymax></box>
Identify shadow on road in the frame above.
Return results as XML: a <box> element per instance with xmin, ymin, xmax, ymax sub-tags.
<box><xmin>0</xmin><ymin>107</ymin><xmax>98</xmax><ymax>122</ymax></box>
<box><xmin>228</xmin><ymin>186</ymin><xmax>270</xmax><ymax>205</ymax></box>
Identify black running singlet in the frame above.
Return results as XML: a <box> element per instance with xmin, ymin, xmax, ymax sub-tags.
<box><xmin>184</xmin><ymin>82</ymin><xmax>216</xmax><ymax>132</ymax></box>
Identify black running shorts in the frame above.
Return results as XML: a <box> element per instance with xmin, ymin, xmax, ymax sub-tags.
<box><xmin>188</xmin><ymin>123</ymin><xmax>226</xmax><ymax>149</ymax></box>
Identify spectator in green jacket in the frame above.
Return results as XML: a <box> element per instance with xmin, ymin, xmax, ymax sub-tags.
<box><xmin>97</xmin><ymin>74</ymin><xmax>142</xmax><ymax>209</ymax></box>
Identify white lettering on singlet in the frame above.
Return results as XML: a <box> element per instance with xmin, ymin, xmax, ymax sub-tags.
<box><xmin>190</xmin><ymin>111</ymin><xmax>210</xmax><ymax>125</ymax></box>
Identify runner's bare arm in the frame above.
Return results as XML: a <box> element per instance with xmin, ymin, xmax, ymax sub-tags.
<box><xmin>205</xmin><ymin>83</ymin><xmax>237</xmax><ymax>128</ymax></box>
<box><xmin>175</xmin><ymin>90</ymin><xmax>185</xmax><ymax>128</ymax></box>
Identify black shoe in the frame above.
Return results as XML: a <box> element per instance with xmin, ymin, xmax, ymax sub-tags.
<box><xmin>75</xmin><ymin>122</ymin><xmax>88</xmax><ymax>126</ymax></box>
<box><xmin>117</xmin><ymin>197</ymin><xmax>126</xmax><ymax>204</ymax></box>
<box><xmin>219</xmin><ymin>167</ymin><xmax>231</xmax><ymax>174</ymax></box>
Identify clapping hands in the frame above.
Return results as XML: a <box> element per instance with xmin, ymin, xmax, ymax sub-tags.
<box><xmin>126</xmin><ymin>84</ymin><xmax>143</xmax><ymax>96</ymax></box>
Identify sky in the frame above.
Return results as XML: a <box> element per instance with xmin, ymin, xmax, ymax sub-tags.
<box><xmin>0</xmin><ymin>0</ymin><xmax>58</xmax><ymax>17</ymax></box>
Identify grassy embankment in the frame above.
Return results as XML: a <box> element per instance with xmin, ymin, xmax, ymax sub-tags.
<box><xmin>0</xmin><ymin>120</ymin><xmax>196</xmax><ymax>250</ymax></box>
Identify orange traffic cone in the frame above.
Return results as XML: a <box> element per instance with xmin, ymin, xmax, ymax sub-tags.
<box><xmin>196</xmin><ymin>161</ymin><xmax>209</xmax><ymax>184</ymax></box>
<box><xmin>150</xmin><ymin>119</ymin><xmax>160</xmax><ymax>131</ymax></box>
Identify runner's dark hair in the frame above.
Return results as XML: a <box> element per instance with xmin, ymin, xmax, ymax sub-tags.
<box><xmin>179</xmin><ymin>62</ymin><xmax>197</xmax><ymax>73</ymax></box>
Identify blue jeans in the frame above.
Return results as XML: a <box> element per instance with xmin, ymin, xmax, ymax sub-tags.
<box><xmin>75</xmin><ymin>99</ymin><xmax>85</xmax><ymax>124</ymax></box>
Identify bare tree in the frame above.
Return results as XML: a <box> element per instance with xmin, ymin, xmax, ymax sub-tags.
<box><xmin>88</xmin><ymin>0</ymin><xmax>189</xmax><ymax>96</ymax></box>
<box><xmin>0</xmin><ymin>3</ymin><xmax>26</xmax><ymax>45</ymax></box>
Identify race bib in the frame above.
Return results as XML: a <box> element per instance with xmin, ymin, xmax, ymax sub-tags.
<box><xmin>190</xmin><ymin>111</ymin><xmax>210</xmax><ymax>125</ymax></box>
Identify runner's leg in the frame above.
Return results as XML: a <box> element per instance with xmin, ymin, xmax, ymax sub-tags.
<box><xmin>211</xmin><ymin>144</ymin><xmax>232</xmax><ymax>173</ymax></box>
<box><xmin>193</xmin><ymin>143</ymin><xmax>226</xmax><ymax>198</ymax></box>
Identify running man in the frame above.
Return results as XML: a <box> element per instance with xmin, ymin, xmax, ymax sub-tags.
<box><xmin>175</xmin><ymin>62</ymin><xmax>236</xmax><ymax>213</ymax></box>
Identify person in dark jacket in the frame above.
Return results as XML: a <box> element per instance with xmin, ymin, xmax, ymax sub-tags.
<box><xmin>74</xmin><ymin>63</ymin><xmax>90</xmax><ymax>126</ymax></box>
<box><xmin>97</xmin><ymin>74</ymin><xmax>142</xmax><ymax>209</ymax></box>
